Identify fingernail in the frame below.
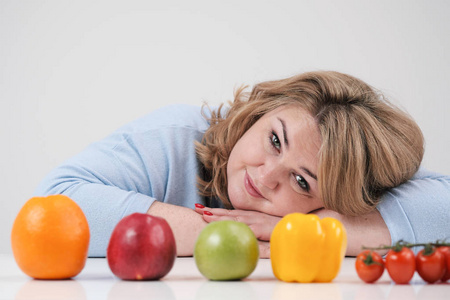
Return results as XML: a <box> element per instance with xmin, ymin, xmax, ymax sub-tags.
<box><xmin>195</xmin><ymin>203</ymin><xmax>205</xmax><ymax>209</ymax></box>
<box><xmin>203</xmin><ymin>211</ymin><xmax>213</xmax><ymax>216</ymax></box>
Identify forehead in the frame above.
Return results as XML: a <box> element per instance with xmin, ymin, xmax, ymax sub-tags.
<box><xmin>263</xmin><ymin>105</ymin><xmax>318</xmax><ymax>130</ymax></box>
<box><xmin>263</xmin><ymin>104</ymin><xmax>322</xmax><ymax>153</ymax></box>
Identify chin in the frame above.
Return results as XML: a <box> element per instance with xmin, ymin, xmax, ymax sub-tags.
<box><xmin>227</xmin><ymin>194</ymin><xmax>244</xmax><ymax>210</ymax></box>
<box><xmin>228</xmin><ymin>190</ymin><xmax>249</xmax><ymax>211</ymax></box>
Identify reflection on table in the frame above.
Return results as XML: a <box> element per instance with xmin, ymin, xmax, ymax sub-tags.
<box><xmin>1</xmin><ymin>255</ymin><xmax>448</xmax><ymax>300</ymax></box>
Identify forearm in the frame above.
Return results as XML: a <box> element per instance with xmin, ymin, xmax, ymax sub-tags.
<box><xmin>35</xmin><ymin>178</ymin><xmax>154</xmax><ymax>257</ymax></box>
<box><xmin>147</xmin><ymin>201</ymin><xmax>208</xmax><ymax>257</ymax></box>
<box><xmin>313</xmin><ymin>208</ymin><xmax>391</xmax><ymax>256</ymax></box>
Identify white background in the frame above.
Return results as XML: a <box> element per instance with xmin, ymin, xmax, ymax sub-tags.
<box><xmin>1</xmin><ymin>0</ymin><xmax>449</xmax><ymax>255</ymax></box>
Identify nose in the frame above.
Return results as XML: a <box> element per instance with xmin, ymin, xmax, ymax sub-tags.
<box><xmin>258</xmin><ymin>158</ymin><xmax>282</xmax><ymax>190</ymax></box>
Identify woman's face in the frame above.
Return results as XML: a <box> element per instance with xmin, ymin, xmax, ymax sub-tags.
<box><xmin>227</xmin><ymin>104</ymin><xmax>323</xmax><ymax>216</ymax></box>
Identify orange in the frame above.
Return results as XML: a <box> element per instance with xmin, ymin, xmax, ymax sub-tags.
<box><xmin>11</xmin><ymin>195</ymin><xmax>90</xmax><ymax>279</ymax></box>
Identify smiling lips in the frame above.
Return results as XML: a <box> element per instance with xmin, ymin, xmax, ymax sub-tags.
<box><xmin>244</xmin><ymin>171</ymin><xmax>264</xmax><ymax>199</ymax></box>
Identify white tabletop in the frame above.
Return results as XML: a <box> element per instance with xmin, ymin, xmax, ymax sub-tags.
<box><xmin>0</xmin><ymin>254</ymin><xmax>448</xmax><ymax>300</ymax></box>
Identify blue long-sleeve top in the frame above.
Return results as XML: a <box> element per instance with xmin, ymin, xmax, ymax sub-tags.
<box><xmin>34</xmin><ymin>104</ymin><xmax>450</xmax><ymax>257</ymax></box>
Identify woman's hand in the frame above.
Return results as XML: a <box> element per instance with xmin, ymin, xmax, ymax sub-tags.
<box><xmin>312</xmin><ymin>208</ymin><xmax>391</xmax><ymax>256</ymax></box>
<box><xmin>194</xmin><ymin>204</ymin><xmax>279</xmax><ymax>258</ymax></box>
<box><xmin>148</xmin><ymin>201</ymin><xmax>208</xmax><ymax>257</ymax></box>
<box><xmin>194</xmin><ymin>205</ymin><xmax>280</xmax><ymax>241</ymax></box>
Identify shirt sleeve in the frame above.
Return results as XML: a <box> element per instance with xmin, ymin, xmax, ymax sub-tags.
<box><xmin>33</xmin><ymin>104</ymin><xmax>210</xmax><ymax>257</ymax></box>
<box><xmin>33</xmin><ymin>134</ymin><xmax>157</xmax><ymax>257</ymax></box>
<box><xmin>377</xmin><ymin>168</ymin><xmax>450</xmax><ymax>251</ymax></box>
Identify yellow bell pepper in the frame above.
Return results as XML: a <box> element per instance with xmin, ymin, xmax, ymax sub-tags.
<box><xmin>270</xmin><ymin>213</ymin><xmax>347</xmax><ymax>283</ymax></box>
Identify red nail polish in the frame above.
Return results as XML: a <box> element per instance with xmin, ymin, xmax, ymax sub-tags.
<box><xmin>195</xmin><ymin>203</ymin><xmax>205</xmax><ymax>209</ymax></box>
<box><xmin>203</xmin><ymin>211</ymin><xmax>213</xmax><ymax>216</ymax></box>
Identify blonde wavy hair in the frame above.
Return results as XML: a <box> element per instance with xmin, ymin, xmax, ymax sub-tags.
<box><xmin>196</xmin><ymin>71</ymin><xmax>424</xmax><ymax>216</ymax></box>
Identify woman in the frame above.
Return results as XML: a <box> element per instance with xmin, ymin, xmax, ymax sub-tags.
<box><xmin>34</xmin><ymin>71</ymin><xmax>450</xmax><ymax>257</ymax></box>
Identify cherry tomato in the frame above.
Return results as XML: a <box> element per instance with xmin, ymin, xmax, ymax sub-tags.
<box><xmin>435</xmin><ymin>246</ymin><xmax>450</xmax><ymax>282</ymax></box>
<box><xmin>416</xmin><ymin>246</ymin><xmax>446</xmax><ymax>283</ymax></box>
<box><xmin>385</xmin><ymin>246</ymin><xmax>415</xmax><ymax>284</ymax></box>
<box><xmin>355</xmin><ymin>250</ymin><xmax>385</xmax><ymax>283</ymax></box>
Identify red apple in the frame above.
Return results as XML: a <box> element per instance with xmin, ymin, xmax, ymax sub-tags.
<box><xmin>107</xmin><ymin>213</ymin><xmax>176</xmax><ymax>280</ymax></box>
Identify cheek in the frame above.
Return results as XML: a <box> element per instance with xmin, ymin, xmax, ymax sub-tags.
<box><xmin>226</xmin><ymin>149</ymin><xmax>242</xmax><ymax>196</ymax></box>
<box><xmin>273</xmin><ymin>193</ymin><xmax>323</xmax><ymax>215</ymax></box>
<box><xmin>226</xmin><ymin>147</ymin><xmax>240</xmax><ymax>181</ymax></box>
<box><xmin>228</xmin><ymin>139</ymin><xmax>263</xmax><ymax>172</ymax></box>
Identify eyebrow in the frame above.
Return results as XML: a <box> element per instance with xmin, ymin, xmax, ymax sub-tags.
<box><xmin>301</xmin><ymin>167</ymin><xmax>317</xmax><ymax>181</ymax></box>
<box><xmin>279</xmin><ymin>117</ymin><xmax>318</xmax><ymax>181</ymax></box>
<box><xmin>278</xmin><ymin>117</ymin><xmax>289</xmax><ymax>148</ymax></box>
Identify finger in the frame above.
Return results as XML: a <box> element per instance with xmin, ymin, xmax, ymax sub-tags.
<box><xmin>193</xmin><ymin>204</ymin><xmax>232</xmax><ymax>215</ymax></box>
<box><xmin>194</xmin><ymin>203</ymin><xmax>221</xmax><ymax>216</ymax></box>
<box><xmin>206</xmin><ymin>207</ymin><xmax>259</xmax><ymax>217</ymax></box>
<box><xmin>205</xmin><ymin>208</ymin><xmax>235</xmax><ymax>217</ymax></box>
<box><xmin>201</xmin><ymin>210</ymin><xmax>240</xmax><ymax>223</ymax></box>
<box><xmin>209</xmin><ymin>211</ymin><xmax>257</xmax><ymax>224</ymax></box>
<box><xmin>194</xmin><ymin>203</ymin><xmax>207</xmax><ymax>215</ymax></box>
<box><xmin>258</xmin><ymin>241</ymin><xmax>270</xmax><ymax>259</ymax></box>
<box><xmin>195</xmin><ymin>206</ymin><xmax>265</xmax><ymax>219</ymax></box>
<box><xmin>248</xmin><ymin>224</ymin><xmax>271</xmax><ymax>241</ymax></box>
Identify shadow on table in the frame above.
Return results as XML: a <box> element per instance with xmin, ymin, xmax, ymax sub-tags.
<box><xmin>354</xmin><ymin>279</ymin><xmax>449</xmax><ymax>300</ymax></box>
<box><xmin>387</xmin><ymin>283</ymin><xmax>447</xmax><ymax>300</ymax></box>
<box><xmin>15</xmin><ymin>279</ymin><xmax>86</xmax><ymax>300</ymax></box>
<box><xmin>416</xmin><ymin>283</ymin><xmax>449</xmax><ymax>300</ymax></box>
<box><xmin>194</xmin><ymin>280</ymin><xmax>258</xmax><ymax>300</ymax></box>
<box><xmin>271</xmin><ymin>281</ymin><xmax>342</xmax><ymax>300</ymax></box>
<box><xmin>107</xmin><ymin>280</ymin><xmax>176</xmax><ymax>300</ymax></box>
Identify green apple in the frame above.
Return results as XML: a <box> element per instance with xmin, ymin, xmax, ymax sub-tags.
<box><xmin>194</xmin><ymin>220</ymin><xmax>259</xmax><ymax>280</ymax></box>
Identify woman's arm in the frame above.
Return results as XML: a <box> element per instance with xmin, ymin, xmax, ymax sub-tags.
<box><xmin>33</xmin><ymin>128</ymin><xmax>203</xmax><ymax>258</ymax></box>
<box><xmin>34</xmin><ymin>104</ymin><xmax>215</xmax><ymax>257</ymax></box>
<box><xmin>37</xmin><ymin>173</ymin><xmax>208</xmax><ymax>257</ymax></box>
<box><xmin>313</xmin><ymin>208</ymin><xmax>391</xmax><ymax>256</ymax></box>
<box><xmin>377</xmin><ymin>168</ymin><xmax>450</xmax><ymax>250</ymax></box>
<box><xmin>148</xmin><ymin>201</ymin><xmax>207</xmax><ymax>256</ymax></box>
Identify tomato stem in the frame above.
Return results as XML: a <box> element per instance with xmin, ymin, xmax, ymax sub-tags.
<box><xmin>361</xmin><ymin>251</ymin><xmax>384</xmax><ymax>266</ymax></box>
<box><xmin>362</xmin><ymin>239</ymin><xmax>450</xmax><ymax>252</ymax></box>
<box><xmin>422</xmin><ymin>244</ymin><xmax>435</xmax><ymax>256</ymax></box>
